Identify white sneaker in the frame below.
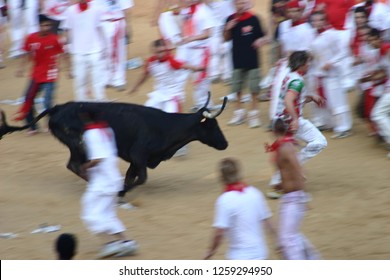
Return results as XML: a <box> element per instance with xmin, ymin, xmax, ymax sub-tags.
<box><xmin>114</xmin><ymin>240</ymin><xmax>139</xmax><ymax>257</ymax></box>
<box><xmin>227</xmin><ymin>109</ymin><xmax>246</xmax><ymax>126</ymax></box>
<box><xmin>331</xmin><ymin>131</ymin><xmax>352</xmax><ymax>139</ymax></box>
<box><xmin>97</xmin><ymin>241</ymin><xmax>124</xmax><ymax>259</ymax></box>
<box><xmin>247</xmin><ymin>110</ymin><xmax>261</xmax><ymax>128</ymax></box>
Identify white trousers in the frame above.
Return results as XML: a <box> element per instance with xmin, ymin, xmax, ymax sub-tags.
<box><xmin>270</xmin><ymin>118</ymin><xmax>327</xmax><ymax>186</ymax></box>
<box><xmin>145</xmin><ymin>90</ymin><xmax>182</xmax><ymax>113</ymax></box>
<box><xmin>81</xmin><ymin>190</ymin><xmax>126</xmax><ymax>235</ymax></box>
<box><xmin>176</xmin><ymin>45</ymin><xmax>212</xmax><ymax>108</ymax></box>
<box><xmin>371</xmin><ymin>93</ymin><xmax>390</xmax><ymax>144</ymax></box>
<box><xmin>72</xmin><ymin>52</ymin><xmax>106</xmax><ymax>101</ymax></box>
<box><xmin>7</xmin><ymin>2</ymin><xmax>39</xmax><ymax>55</ymax></box>
<box><xmin>279</xmin><ymin>191</ymin><xmax>320</xmax><ymax>260</ymax></box>
<box><xmin>311</xmin><ymin>76</ymin><xmax>353</xmax><ymax>133</ymax></box>
<box><xmin>102</xmin><ymin>20</ymin><xmax>127</xmax><ymax>87</ymax></box>
<box><xmin>208</xmin><ymin>24</ymin><xmax>232</xmax><ymax>81</ymax></box>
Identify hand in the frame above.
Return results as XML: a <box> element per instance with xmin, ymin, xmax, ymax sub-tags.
<box><xmin>225</xmin><ymin>18</ymin><xmax>238</xmax><ymax>31</ymax></box>
<box><xmin>311</xmin><ymin>95</ymin><xmax>325</xmax><ymax>106</ymax></box>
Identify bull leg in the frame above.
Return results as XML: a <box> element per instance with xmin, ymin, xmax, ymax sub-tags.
<box><xmin>118</xmin><ymin>164</ymin><xmax>138</xmax><ymax>199</ymax></box>
<box><xmin>67</xmin><ymin>159</ymin><xmax>88</xmax><ymax>181</ymax></box>
<box><xmin>118</xmin><ymin>164</ymin><xmax>148</xmax><ymax>204</ymax></box>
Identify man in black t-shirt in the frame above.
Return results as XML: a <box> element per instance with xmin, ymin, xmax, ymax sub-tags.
<box><xmin>223</xmin><ymin>0</ymin><xmax>266</xmax><ymax>128</ymax></box>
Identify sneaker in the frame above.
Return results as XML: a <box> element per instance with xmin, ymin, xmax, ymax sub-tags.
<box><xmin>227</xmin><ymin>109</ymin><xmax>246</xmax><ymax>126</ymax></box>
<box><xmin>27</xmin><ymin>129</ymin><xmax>39</xmax><ymax>136</ymax></box>
<box><xmin>331</xmin><ymin>131</ymin><xmax>352</xmax><ymax>139</ymax></box>
<box><xmin>97</xmin><ymin>241</ymin><xmax>125</xmax><ymax>259</ymax></box>
<box><xmin>266</xmin><ymin>189</ymin><xmax>283</xmax><ymax>199</ymax></box>
<box><xmin>247</xmin><ymin>110</ymin><xmax>261</xmax><ymax>128</ymax></box>
<box><xmin>114</xmin><ymin>240</ymin><xmax>139</xmax><ymax>257</ymax></box>
<box><xmin>114</xmin><ymin>85</ymin><xmax>126</xmax><ymax>92</ymax></box>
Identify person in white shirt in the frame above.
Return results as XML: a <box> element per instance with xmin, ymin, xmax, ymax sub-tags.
<box><xmin>205</xmin><ymin>0</ymin><xmax>235</xmax><ymax>83</ymax></box>
<box><xmin>61</xmin><ymin>0</ymin><xmax>107</xmax><ymax>101</ymax></box>
<box><xmin>204</xmin><ymin>158</ymin><xmax>277</xmax><ymax>260</ymax></box>
<box><xmin>80</xmin><ymin>107</ymin><xmax>138</xmax><ymax>259</ymax></box>
<box><xmin>96</xmin><ymin>0</ymin><xmax>134</xmax><ymax>91</ymax></box>
<box><xmin>7</xmin><ymin>0</ymin><xmax>41</xmax><ymax>58</ymax></box>
<box><xmin>176</xmin><ymin>0</ymin><xmax>216</xmax><ymax>110</ymax></box>
<box><xmin>309</xmin><ymin>11</ymin><xmax>353</xmax><ymax>138</ymax></box>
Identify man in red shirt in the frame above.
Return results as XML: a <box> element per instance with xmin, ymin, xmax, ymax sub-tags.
<box><xmin>14</xmin><ymin>14</ymin><xmax>64</xmax><ymax>134</ymax></box>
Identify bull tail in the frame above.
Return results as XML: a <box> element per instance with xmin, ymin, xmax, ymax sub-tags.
<box><xmin>0</xmin><ymin>108</ymin><xmax>52</xmax><ymax>139</ymax></box>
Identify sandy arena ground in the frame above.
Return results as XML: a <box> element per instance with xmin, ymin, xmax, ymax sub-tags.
<box><xmin>1</xmin><ymin>0</ymin><xmax>390</xmax><ymax>260</ymax></box>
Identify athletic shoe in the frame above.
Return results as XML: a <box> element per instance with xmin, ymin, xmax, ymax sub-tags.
<box><xmin>26</xmin><ymin>129</ymin><xmax>39</xmax><ymax>136</ymax></box>
<box><xmin>387</xmin><ymin>152</ymin><xmax>390</xmax><ymax>159</ymax></box>
<box><xmin>117</xmin><ymin>202</ymin><xmax>136</xmax><ymax>210</ymax></box>
<box><xmin>97</xmin><ymin>241</ymin><xmax>125</xmax><ymax>259</ymax></box>
<box><xmin>266</xmin><ymin>189</ymin><xmax>283</xmax><ymax>199</ymax></box>
<box><xmin>331</xmin><ymin>131</ymin><xmax>352</xmax><ymax>139</ymax></box>
<box><xmin>227</xmin><ymin>109</ymin><xmax>246</xmax><ymax>126</ymax></box>
<box><xmin>114</xmin><ymin>240</ymin><xmax>139</xmax><ymax>257</ymax></box>
<box><xmin>247</xmin><ymin>110</ymin><xmax>261</xmax><ymax>128</ymax></box>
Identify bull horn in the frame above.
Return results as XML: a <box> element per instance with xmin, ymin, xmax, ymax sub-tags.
<box><xmin>202</xmin><ymin>91</ymin><xmax>211</xmax><ymax>109</ymax></box>
<box><xmin>202</xmin><ymin>97</ymin><xmax>228</xmax><ymax>119</ymax></box>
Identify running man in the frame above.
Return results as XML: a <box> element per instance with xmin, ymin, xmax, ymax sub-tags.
<box><xmin>267</xmin><ymin>118</ymin><xmax>320</xmax><ymax>260</ymax></box>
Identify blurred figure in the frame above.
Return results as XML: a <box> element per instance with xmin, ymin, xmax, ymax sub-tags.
<box><xmin>13</xmin><ymin>15</ymin><xmax>64</xmax><ymax>134</ymax></box>
<box><xmin>55</xmin><ymin>233</ymin><xmax>77</xmax><ymax>260</ymax></box>
<box><xmin>224</xmin><ymin>0</ymin><xmax>266</xmax><ymax>128</ymax></box>
<box><xmin>268</xmin><ymin>51</ymin><xmax>327</xmax><ymax>199</ymax></box>
<box><xmin>176</xmin><ymin>0</ymin><xmax>216</xmax><ymax>110</ymax></box>
<box><xmin>204</xmin><ymin>158</ymin><xmax>277</xmax><ymax>260</ymax></box>
<box><xmin>310</xmin><ymin>11</ymin><xmax>353</xmax><ymax>138</ymax></box>
<box><xmin>267</xmin><ymin>118</ymin><xmax>320</xmax><ymax>260</ymax></box>
<box><xmin>130</xmin><ymin>39</ymin><xmax>204</xmax><ymax>113</ymax></box>
<box><xmin>96</xmin><ymin>0</ymin><xmax>134</xmax><ymax>91</ymax></box>
<box><xmin>61</xmin><ymin>0</ymin><xmax>108</xmax><ymax>101</ymax></box>
<box><xmin>7</xmin><ymin>0</ymin><xmax>42</xmax><ymax>58</ymax></box>
<box><xmin>205</xmin><ymin>0</ymin><xmax>235</xmax><ymax>83</ymax></box>
<box><xmin>80</xmin><ymin>107</ymin><xmax>138</xmax><ymax>259</ymax></box>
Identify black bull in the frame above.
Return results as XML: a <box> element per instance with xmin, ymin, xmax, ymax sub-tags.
<box><xmin>0</xmin><ymin>99</ymin><xmax>228</xmax><ymax>200</ymax></box>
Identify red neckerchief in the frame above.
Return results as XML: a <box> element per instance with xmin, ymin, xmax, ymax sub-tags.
<box><xmin>186</xmin><ymin>3</ymin><xmax>198</xmax><ymax>16</ymax></box>
<box><xmin>291</xmin><ymin>19</ymin><xmax>306</xmax><ymax>27</ymax></box>
<box><xmin>78</xmin><ymin>1</ymin><xmax>89</xmax><ymax>12</ymax></box>
<box><xmin>380</xmin><ymin>43</ymin><xmax>390</xmax><ymax>56</ymax></box>
<box><xmin>233</xmin><ymin>11</ymin><xmax>254</xmax><ymax>22</ymax></box>
<box><xmin>84</xmin><ymin>121</ymin><xmax>109</xmax><ymax>130</ymax></box>
<box><xmin>265</xmin><ymin>135</ymin><xmax>296</xmax><ymax>153</ymax></box>
<box><xmin>225</xmin><ymin>182</ymin><xmax>247</xmax><ymax>193</ymax></box>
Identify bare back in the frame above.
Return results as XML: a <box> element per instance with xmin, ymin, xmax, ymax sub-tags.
<box><xmin>276</xmin><ymin>142</ymin><xmax>304</xmax><ymax>193</ymax></box>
